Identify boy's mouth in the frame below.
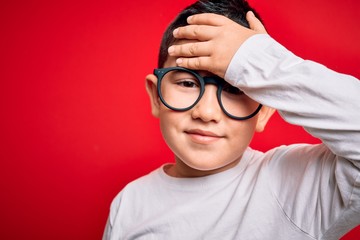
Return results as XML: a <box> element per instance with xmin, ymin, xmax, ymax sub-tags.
<box><xmin>184</xmin><ymin>129</ymin><xmax>223</xmax><ymax>144</ymax></box>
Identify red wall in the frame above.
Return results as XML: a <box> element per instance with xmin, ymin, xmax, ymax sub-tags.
<box><xmin>1</xmin><ymin>0</ymin><xmax>359</xmax><ymax>239</ymax></box>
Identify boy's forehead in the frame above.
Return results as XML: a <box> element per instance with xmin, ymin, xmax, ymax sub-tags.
<box><xmin>163</xmin><ymin>56</ymin><xmax>178</xmax><ymax>68</ymax></box>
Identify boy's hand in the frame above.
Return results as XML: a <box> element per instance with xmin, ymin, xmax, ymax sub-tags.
<box><xmin>168</xmin><ymin>11</ymin><xmax>267</xmax><ymax>78</ymax></box>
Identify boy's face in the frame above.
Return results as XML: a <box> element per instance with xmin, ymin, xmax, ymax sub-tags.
<box><xmin>146</xmin><ymin>47</ymin><xmax>273</xmax><ymax>177</ymax></box>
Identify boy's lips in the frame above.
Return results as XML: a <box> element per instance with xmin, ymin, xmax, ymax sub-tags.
<box><xmin>184</xmin><ymin>129</ymin><xmax>224</xmax><ymax>144</ymax></box>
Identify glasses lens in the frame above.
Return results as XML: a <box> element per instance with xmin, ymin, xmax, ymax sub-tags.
<box><xmin>160</xmin><ymin>69</ymin><xmax>201</xmax><ymax>110</ymax></box>
<box><xmin>220</xmin><ymin>83</ymin><xmax>260</xmax><ymax>118</ymax></box>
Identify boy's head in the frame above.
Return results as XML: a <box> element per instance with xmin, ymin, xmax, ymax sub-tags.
<box><xmin>158</xmin><ymin>0</ymin><xmax>262</xmax><ymax>68</ymax></box>
<box><xmin>146</xmin><ymin>0</ymin><xmax>274</xmax><ymax>177</ymax></box>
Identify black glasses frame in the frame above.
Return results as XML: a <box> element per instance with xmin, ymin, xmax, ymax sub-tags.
<box><xmin>153</xmin><ymin>67</ymin><xmax>262</xmax><ymax>120</ymax></box>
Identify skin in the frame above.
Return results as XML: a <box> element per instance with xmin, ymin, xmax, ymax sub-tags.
<box><xmin>145</xmin><ymin>12</ymin><xmax>274</xmax><ymax>178</ymax></box>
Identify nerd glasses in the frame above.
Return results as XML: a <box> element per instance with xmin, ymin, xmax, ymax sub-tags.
<box><xmin>153</xmin><ymin>67</ymin><xmax>262</xmax><ymax>120</ymax></box>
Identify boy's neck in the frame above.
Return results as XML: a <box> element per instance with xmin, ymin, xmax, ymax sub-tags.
<box><xmin>164</xmin><ymin>158</ymin><xmax>241</xmax><ymax>178</ymax></box>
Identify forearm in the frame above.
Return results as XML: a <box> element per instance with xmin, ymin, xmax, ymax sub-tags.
<box><xmin>225</xmin><ymin>34</ymin><xmax>360</xmax><ymax>162</ymax></box>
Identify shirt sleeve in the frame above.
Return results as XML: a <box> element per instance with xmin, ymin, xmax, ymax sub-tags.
<box><xmin>225</xmin><ymin>34</ymin><xmax>360</xmax><ymax>238</ymax></box>
<box><xmin>225</xmin><ymin>34</ymin><xmax>360</xmax><ymax>163</ymax></box>
<box><xmin>102</xmin><ymin>217</ymin><xmax>112</xmax><ymax>240</ymax></box>
<box><xmin>102</xmin><ymin>191</ymin><xmax>123</xmax><ymax>240</ymax></box>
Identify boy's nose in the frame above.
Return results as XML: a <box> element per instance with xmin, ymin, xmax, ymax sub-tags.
<box><xmin>191</xmin><ymin>85</ymin><xmax>222</xmax><ymax>122</ymax></box>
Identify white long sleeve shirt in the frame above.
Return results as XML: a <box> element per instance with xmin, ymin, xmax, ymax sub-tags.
<box><xmin>103</xmin><ymin>34</ymin><xmax>360</xmax><ymax>240</ymax></box>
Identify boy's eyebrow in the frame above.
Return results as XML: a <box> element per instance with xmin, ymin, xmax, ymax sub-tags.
<box><xmin>202</xmin><ymin>76</ymin><xmax>226</xmax><ymax>85</ymax></box>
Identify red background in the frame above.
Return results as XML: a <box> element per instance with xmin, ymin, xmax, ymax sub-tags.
<box><xmin>1</xmin><ymin>0</ymin><xmax>359</xmax><ymax>239</ymax></box>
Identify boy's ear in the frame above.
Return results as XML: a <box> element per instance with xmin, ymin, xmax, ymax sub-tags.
<box><xmin>255</xmin><ymin>106</ymin><xmax>275</xmax><ymax>132</ymax></box>
<box><xmin>145</xmin><ymin>74</ymin><xmax>160</xmax><ymax>118</ymax></box>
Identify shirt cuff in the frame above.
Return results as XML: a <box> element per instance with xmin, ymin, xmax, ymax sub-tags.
<box><xmin>224</xmin><ymin>34</ymin><xmax>290</xmax><ymax>87</ymax></box>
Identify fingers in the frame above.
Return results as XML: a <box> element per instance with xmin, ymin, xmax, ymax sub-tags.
<box><xmin>168</xmin><ymin>41</ymin><xmax>211</xmax><ymax>58</ymax></box>
<box><xmin>246</xmin><ymin>11</ymin><xmax>267</xmax><ymax>33</ymax></box>
<box><xmin>167</xmin><ymin>12</ymin><xmax>266</xmax><ymax>78</ymax></box>
<box><xmin>186</xmin><ymin>13</ymin><xmax>229</xmax><ymax>26</ymax></box>
<box><xmin>174</xmin><ymin>12</ymin><xmax>265</xmax><ymax>41</ymax></box>
<box><xmin>173</xmin><ymin>24</ymin><xmax>217</xmax><ymax>41</ymax></box>
<box><xmin>175</xmin><ymin>57</ymin><xmax>212</xmax><ymax>72</ymax></box>
<box><xmin>173</xmin><ymin>13</ymin><xmax>231</xmax><ymax>41</ymax></box>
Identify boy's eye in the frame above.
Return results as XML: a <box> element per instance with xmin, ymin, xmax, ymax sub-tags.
<box><xmin>177</xmin><ymin>79</ymin><xmax>199</xmax><ymax>88</ymax></box>
<box><xmin>223</xmin><ymin>84</ymin><xmax>244</xmax><ymax>95</ymax></box>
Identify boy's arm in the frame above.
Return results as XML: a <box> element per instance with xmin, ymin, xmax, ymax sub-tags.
<box><xmin>227</xmin><ymin>33</ymin><xmax>360</xmax><ymax>237</ymax></box>
<box><xmin>170</xmin><ymin>12</ymin><xmax>360</xmax><ymax>236</ymax></box>
<box><xmin>169</xmin><ymin>12</ymin><xmax>360</xmax><ymax>162</ymax></box>
<box><xmin>226</xmin><ymin>33</ymin><xmax>360</xmax><ymax>161</ymax></box>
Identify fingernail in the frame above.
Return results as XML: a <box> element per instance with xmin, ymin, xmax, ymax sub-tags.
<box><xmin>176</xmin><ymin>58</ymin><xmax>183</xmax><ymax>65</ymax></box>
<box><xmin>187</xmin><ymin>16</ymin><xmax>193</xmax><ymax>23</ymax></box>
<box><xmin>168</xmin><ymin>46</ymin><xmax>174</xmax><ymax>54</ymax></box>
<box><xmin>173</xmin><ymin>28</ymin><xmax>179</xmax><ymax>36</ymax></box>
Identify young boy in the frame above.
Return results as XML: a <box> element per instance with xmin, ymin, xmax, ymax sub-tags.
<box><xmin>103</xmin><ymin>0</ymin><xmax>360</xmax><ymax>239</ymax></box>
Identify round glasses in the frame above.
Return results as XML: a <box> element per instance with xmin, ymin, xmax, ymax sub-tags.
<box><xmin>154</xmin><ymin>67</ymin><xmax>262</xmax><ymax>120</ymax></box>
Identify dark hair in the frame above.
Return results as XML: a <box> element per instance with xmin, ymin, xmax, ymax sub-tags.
<box><xmin>158</xmin><ymin>0</ymin><xmax>262</xmax><ymax>68</ymax></box>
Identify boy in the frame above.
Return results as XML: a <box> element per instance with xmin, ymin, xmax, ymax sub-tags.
<box><xmin>103</xmin><ymin>0</ymin><xmax>360</xmax><ymax>239</ymax></box>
